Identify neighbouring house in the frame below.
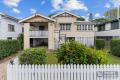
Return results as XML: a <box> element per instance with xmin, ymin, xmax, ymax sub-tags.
<box><xmin>20</xmin><ymin>11</ymin><xmax>95</xmax><ymax>50</ymax></box>
<box><xmin>95</xmin><ymin>19</ymin><xmax>120</xmax><ymax>41</ymax></box>
<box><xmin>0</xmin><ymin>12</ymin><xmax>22</xmax><ymax>40</ymax></box>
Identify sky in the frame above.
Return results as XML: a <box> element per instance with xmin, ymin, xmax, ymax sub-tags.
<box><xmin>0</xmin><ymin>0</ymin><xmax>120</xmax><ymax>20</ymax></box>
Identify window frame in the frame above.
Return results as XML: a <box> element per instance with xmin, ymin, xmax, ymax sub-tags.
<box><xmin>8</xmin><ymin>24</ymin><xmax>15</xmax><ymax>32</ymax></box>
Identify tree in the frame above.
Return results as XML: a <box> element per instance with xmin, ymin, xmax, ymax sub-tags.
<box><xmin>77</xmin><ymin>17</ymin><xmax>85</xmax><ymax>21</ymax></box>
<box><xmin>17</xmin><ymin>33</ymin><xmax>24</xmax><ymax>49</ymax></box>
<box><xmin>93</xmin><ymin>18</ymin><xmax>109</xmax><ymax>24</ymax></box>
<box><xmin>104</xmin><ymin>7</ymin><xmax>120</xmax><ymax>19</ymax></box>
<box><xmin>48</xmin><ymin>13</ymin><xmax>56</xmax><ymax>17</ymax></box>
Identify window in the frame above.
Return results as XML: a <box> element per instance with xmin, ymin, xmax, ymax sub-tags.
<box><xmin>88</xmin><ymin>25</ymin><xmax>91</xmax><ymax>30</ymax></box>
<box><xmin>66</xmin><ymin>24</ymin><xmax>71</xmax><ymax>30</ymax></box>
<box><xmin>111</xmin><ymin>21</ymin><xmax>119</xmax><ymax>30</ymax></box>
<box><xmin>60</xmin><ymin>23</ymin><xmax>71</xmax><ymax>31</ymax></box>
<box><xmin>67</xmin><ymin>37</ymin><xmax>75</xmax><ymax>41</ymax></box>
<box><xmin>77</xmin><ymin>25</ymin><xmax>82</xmax><ymax>30</ymax></box>
<box><xmin>90</xmin><ymin>25</ymin><xmax>93</xmax><ymax>31</ymax></box>
<box><xmin>77</xmin><ymin>24</ymin><xmax>93</xmax><ymax>31</ymax></box>
<box><xmin>60</xmin><ymin>24</ymin><xmax>65</xmax><ymax>30</ymax></box>
<box><xmin>85</xmin><ymin>25</ymin><xmax>87</xmax><ymax>30</ymax></box>
<box><xmin>82</xmin><ymin>25</ymin><xmax>85</xmax><ymax>30</ymax></box>
<box><xmin>8</xmin><ymin>24</ymin><xmax>15</xmax><ymax>32</ymax></box>
<box><xmin>7</xmin><ymin>37</ymin><xmax>12</xmax><ymax>40</ymax></box>
<box><xmin>98</xmin><ymin>24</ymin><xmax>105</xmax><ymax>31</ymax></box>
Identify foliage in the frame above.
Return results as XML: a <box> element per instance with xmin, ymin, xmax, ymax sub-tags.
<box><xmin>48</xmin><ymin>13</ymin><xmax>56</xmax><ymax>17</ymax></box>
<box><xmin>111</xmin><ymin>39</ymin><xmax>120</xmax><ymax>57</ymax></box>
<box><xmin>87</xmin><ymin>48</ymin><xmax>108</xmax><ymax>64</ymax></box>
<box><xmin>17</xmin><ymin>33</ymin><xmax>24</xmax><ymax>49</ymax></box>
<box><xmin>93</xmin><ymin>18</ymin><xmax>109</xmax><ymax>24</ymax></box>
<box><xmin>0</xmin><ymin>40</ymin><xmax>20</xmax><ymax>59</ymax></box>
<box><xmin>96</xmin><ymin>39</ymin><xmax>105</xmax><ymax>50</ymax></box>
<box><xmin>104</xmin><ymin>8</ymin><xmax>120</xmax><ymax>19</ymax></box>
<box><xmin>56</xmin><ymin>40</ymin><xmax>108</xmax><ymax>64</ymax></box>
<box><xmin>19</xmin><ymin>48</ymin><xmax>47</xmax><ymax>64</ymax></box>
<box><xmin>77</xmin><ymin>17</ymin><xmax>85</xmax><ymax>21</ymax></box>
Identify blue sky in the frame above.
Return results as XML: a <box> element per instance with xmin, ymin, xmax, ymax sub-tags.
<box><xmin>0</xmin><ymin>0</ymin><xmax>119</xmax><ymax>20</ymax></box>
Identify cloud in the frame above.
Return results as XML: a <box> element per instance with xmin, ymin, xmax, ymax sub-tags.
<box><xmin>63</xmin><ymin>0</ymin><xmax>88</xmax><ymax>11</ymax></box>
<box><xmin>81</xmin><ymin>16</ymin><xmax>88</xmax><ymax>21</ymax></box>
<box><xmin>95</xmin><ymin>13</ymin><xmax>101</xmax><ymax>18</ymax></box>
<box><xmin>51</xmin><ymin>0</ymin><xmax>87</xmax><ymax>12</ymax></box>
<box><xmin>51</xmin><ymin>0</ymin><xmax>63</xmax><ymax>10</ymax></box>
<box><xmin>41</xmin><ymin>1</ymin><xmax>45</xmax><ymax>5</ymax></box>
<box><xmin>12</xmin><ymin>8</ymin><xmax>20</xmax><ymax>14</ymax></box>
<box><xmin>3</xmin><ymin>0</ymin><xmax>21</xmax><ymax>7</ymax></box>
<box><xmin>105</xmin><ymin>3</ymin><xmax>111</xmax><ymax>8</ymax></box>
<box><xmin>30</xmin><ymin>8</ymin><xmax>37</xmax><ymax>14</ymax></box>
<box><xmin>110</xmin><ymin>0</ymin><xmax>120</xmax><ymax>7</ymax></box>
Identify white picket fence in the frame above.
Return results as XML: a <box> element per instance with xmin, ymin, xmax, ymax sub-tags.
<box><xmin>7</xmin><ymin>64</ymin><xmax>120</xmax><ymax>80</ymax></box>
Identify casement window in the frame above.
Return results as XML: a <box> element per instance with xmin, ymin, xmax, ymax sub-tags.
<box><xmin>77</xmin><ymin>24</ymin><xmax>93</xmax><ymax>31</ymax></box>
<box><xmin>60</xmin><ymin>23</ymin><xmax>71</xmax><ymax>31</ymax></box>
<box><xmin>77</xmin><ymin>25</ymin><xmax>82</xmax><ymax>30</ymax></box>
<box><xmin>88</xmin><ymin>25</ymin><xmax>91</xmax><ymax>30</ymax></box>
<box><xmin>85</xmin><ymin>25</ymin><xmax>87</xmax><ymax>30</ymax></box>
<box><xmin>8</xmin><ymin>24</ymin><xmax>15</xmax><ymax>32</ymax></box>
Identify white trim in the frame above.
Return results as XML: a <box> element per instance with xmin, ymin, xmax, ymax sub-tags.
<box><xmin>19</xmin><ymin>13</ymin><xmax>56</xmax><ymax>23</ymax></box>
<box><xmin>51</xmin><ymin>11</ymin><xmax>80</xmax><ymax>18</ymax></box>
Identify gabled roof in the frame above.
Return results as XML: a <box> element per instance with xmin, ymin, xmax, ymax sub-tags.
<box><xmin>0</xmin><ymin>12</ymin><xmax>19</xmax><ymax>21</ymax></box>
<box><xmin>51</xmin><ymin>11</ymin><xmax>80</xmax><ymax>18</ymax></box>
<box><xmin>19</xmin><ymin>13</ymin><xmax>56</xmax><ymax>23</ymax></box>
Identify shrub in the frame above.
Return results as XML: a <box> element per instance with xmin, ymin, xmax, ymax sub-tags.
<box><xmin>19</xmin><ymin>48</ymin><xmax>47</xmax><ymax>64</ymax></box>
<box><xmin>0</xmin><ymin>40</ymin><xmax>20</xmax><ymax>59</ymax></box>
<box><xmin>56</xmin><ymin>40</ymin><xmax>108</xmax><ymax>64</ymax></box>
<box><xmin>96</xmin><ymin>39</ymin><xmax>105</xmax><ymax>49</ymax></box>
<box><xmin>87</xmin><ymin>48</ymin><xmax>108</xmax><ymax>64</ymax></box>
<box><xmin>111</xmin><ymin>39</ymin><xmax>120</xmax><ymax>57</ymax></box>
<box><xmin>17</xmin><ymin>33</ymin><xmax>24</xmax><ymax>50</ymax></box>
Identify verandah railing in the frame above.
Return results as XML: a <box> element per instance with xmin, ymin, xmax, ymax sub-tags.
<box><xmin>7</xmin><ymin>64</ymin><xmax>120</xmax><ymax>80</ymax></box>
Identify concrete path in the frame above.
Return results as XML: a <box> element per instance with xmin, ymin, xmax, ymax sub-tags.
<box><xmin>0</xmin><ymin>53</ymin><xmax>19</xmax><ymax>80</ymax></box>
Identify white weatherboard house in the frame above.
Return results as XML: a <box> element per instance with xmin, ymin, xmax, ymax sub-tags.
<box><xmin>95</xmin><ymin>19</ymin><xmax>120</xmax><ymax>40</ymax></box>
<box><xmin>20</xmin><ymin>11</ymin><xmax>95</xmax><ymax>50</ymax></box>
<box><xmin>0</xmin><ymin>12</ymin><xmax>22</xmax><ymax>40</ymax></box>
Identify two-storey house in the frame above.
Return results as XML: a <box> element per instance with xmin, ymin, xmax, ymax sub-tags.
<box><xmin>95</xmin><ymin>19</ymin><xmax>120</xmax><ymax>41</ymax></box>
<box><xmin>20</xmin><ymin>11</ymin><xmax>95</xmax><ymax>50</ymax></box>
<box><xmin>0</xmin><ymin>12</ymin><xmax>22</xmax><ymax>40</ymax></box>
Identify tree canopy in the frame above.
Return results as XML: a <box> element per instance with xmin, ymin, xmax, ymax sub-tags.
<box><xmin>93</xmin><ymin>18</ymin><xmax>110</xmax><ymax>24</ymax></box>
<box><xmin>104</xmin><ymin>8</ymin><xmax>120</xmax><ymax>19</ymax></box>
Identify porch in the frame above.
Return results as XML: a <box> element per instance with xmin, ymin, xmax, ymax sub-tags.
<box><xmin>30</xmin><ymin>38</ymin><xmax>48</xmax><ymax>48</ymax></box>
<box><xmin>29</xmin><ymin>22</ymin><xmax>48</xmax><ymax>38</ymax></box>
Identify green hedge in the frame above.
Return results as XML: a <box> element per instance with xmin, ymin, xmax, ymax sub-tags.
<box><xmin>111</xmin><ymin>39</ymin><xmax>120</xmax><ymax>57</ymax></box>
<box><xmin>17</xmin><ymin>33</ymin><xmax>24</xmax><ymax>50</ymax></box>
<box><xmin>0</xmin><ymin>40</ymin><xmax>20</xmax><ymax>59</ymax></box>
<box><xmin>19</xmin><ymin>48</ymin><xmax>47</xmax><ymax>65</ymax></box>
<box><xmin>96</xmin><ymin>39</ymin><xmax>105</xmax><ymax>49</ymax></box>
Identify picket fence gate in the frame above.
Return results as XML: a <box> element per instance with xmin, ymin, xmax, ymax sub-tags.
<box><xmin>7</xmin><ymin>64</ymin><xmax>120</xmax><ymax>80</ymax></box>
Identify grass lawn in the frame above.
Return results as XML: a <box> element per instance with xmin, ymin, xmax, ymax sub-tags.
<box><xmin>46</xmin><ymin>53</ymin><xmax>120</xmax><ymax>64</ymax></box>
<box><xmin>46</xmin><ymin>53</ymin><xmax>58</xmax><ymax>64</ymax></box>
<box><xmin>107</xmin><ymin>53</ymin><xmax>120</xmax><ymax>64</ymax></box>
